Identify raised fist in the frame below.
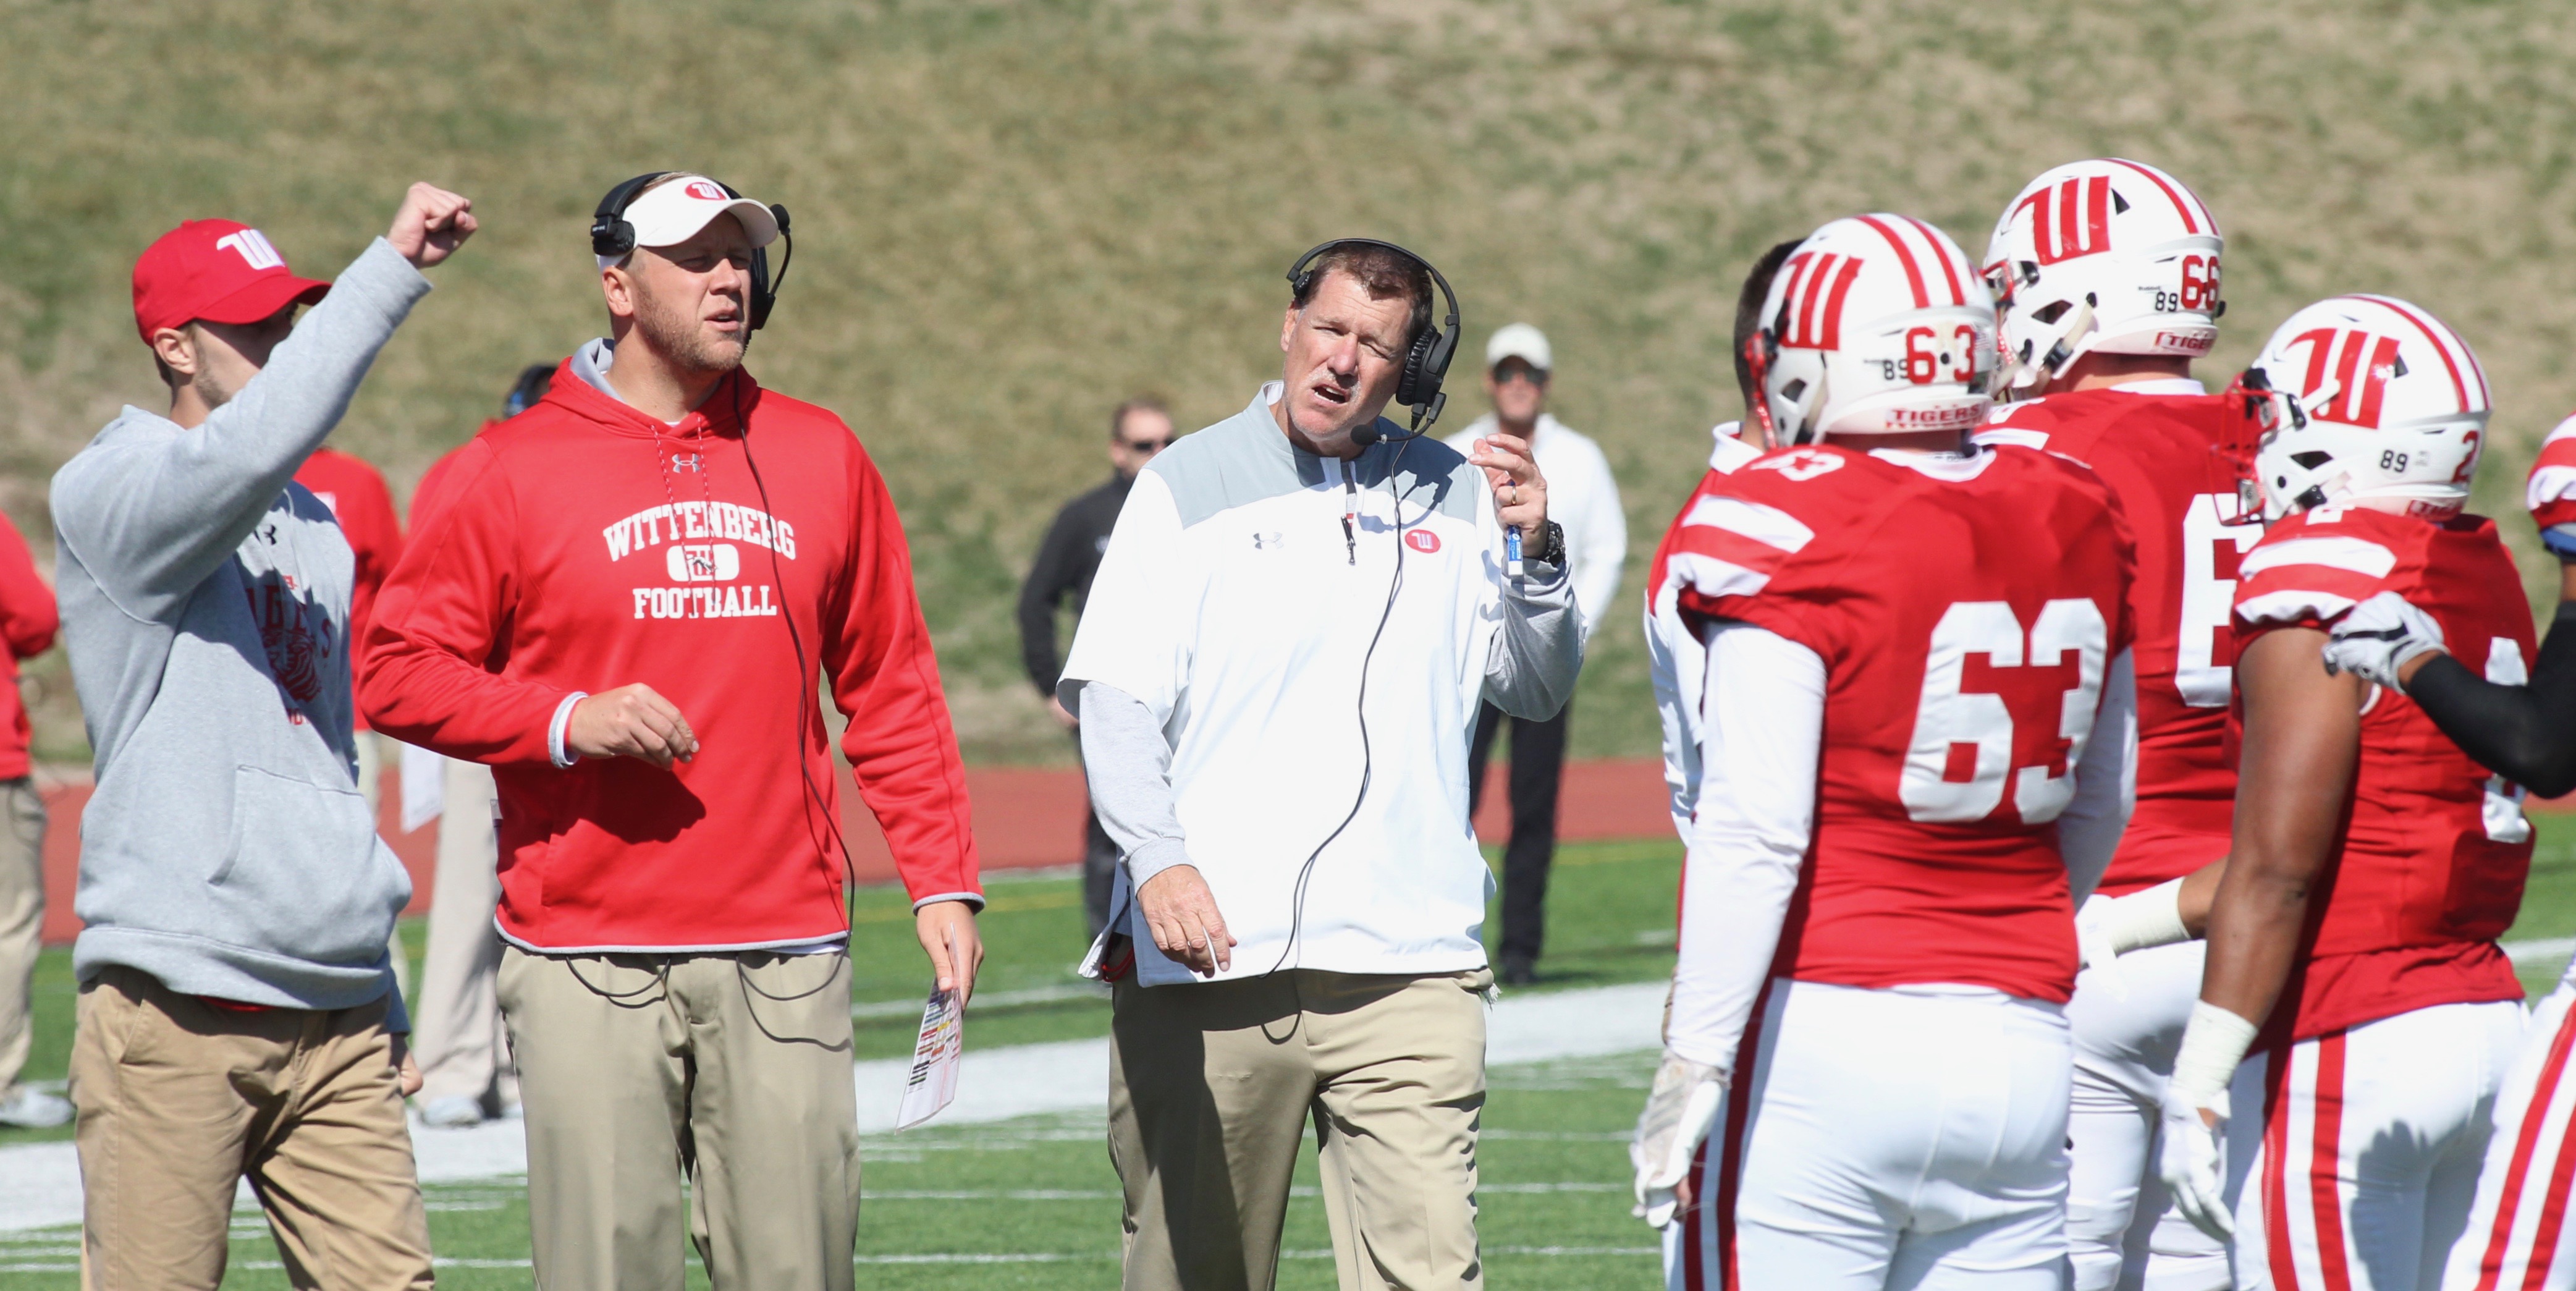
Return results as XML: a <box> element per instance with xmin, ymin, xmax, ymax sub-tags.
<box><xmin>387</xmin><ymin>183</ymin><xmax>476</xmax><ymax>269</ymax></box>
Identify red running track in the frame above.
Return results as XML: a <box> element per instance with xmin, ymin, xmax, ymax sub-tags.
<box><xmin>35</xmin><ymin>760</ymin><xmax>1679</xmax><ymax>946</ymax></box>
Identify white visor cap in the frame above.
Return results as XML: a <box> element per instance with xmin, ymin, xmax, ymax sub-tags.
<box><xmin>1485</xmin><ymin>322</ymin><xmax>1553</xmax><ymax>373</ymax></box>
<box><xmin>599</xmin><ymin>175</ymin><xmax>779</xmax><ymax>269</ymax></box>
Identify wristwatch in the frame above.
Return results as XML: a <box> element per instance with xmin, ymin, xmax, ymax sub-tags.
<box><xmin>1523</xmin><ymin>519</ymin><xmax>1566</xmax><ymax>565</ymax></box>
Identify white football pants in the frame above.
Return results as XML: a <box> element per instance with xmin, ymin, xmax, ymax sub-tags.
<box><xmin>2444</xmin><ymin>964</ymin><xmax>2576</xmax><ymax>1291</ymax></box>
<box><xmin>2067</xmin><ymin>940</ymin><xmax>2263</xmax><ymax>1291</ymax></box>
<box><xmin>2237</xmin><ymin>999</ymin><xmax>2523</xmax><ymax>1291</ymax></box>
<box><xmin>1663</xmin><ymin>978</ymin><xmax>2072</xmax><ymax>1290</ymax></box>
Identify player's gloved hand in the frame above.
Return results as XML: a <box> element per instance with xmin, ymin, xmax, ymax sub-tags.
<box><xmin>2323</xmin><ymin>591</ymin><xmax>2447</xmax><ymax>692</ymax></box>
<box><xmin>1631</xmin><ymin>1049</ymin><xmax>1725</xmax><ymax>1229</ymax></box>
<box><xmin>2158</xmin><ymin>1000</ymin><xmax>2258</xmax><ymax>1242</ymax></box>
<box><xmin>2158</xmin><ymin>1085</ymin><xmax>2232</xmax><ymax>1240</ymax></box>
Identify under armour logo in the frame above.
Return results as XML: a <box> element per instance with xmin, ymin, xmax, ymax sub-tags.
<box><xmin>1252</xmin><ymin>531</ymin><xmax>1285</xmax><ymax>550</ymax></box>
<box><xmin>672</xmin><ymin>453</ymin><xmax>704</xmax><ymax>472</ymax></box>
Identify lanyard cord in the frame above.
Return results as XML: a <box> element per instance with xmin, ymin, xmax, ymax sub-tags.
<box><xmin>1267</xmin><ymin>440</ymin><xmax>1414</xmax><ymax>976</ymax></box>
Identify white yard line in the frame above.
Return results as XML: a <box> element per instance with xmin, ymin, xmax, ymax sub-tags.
<box><xmin>0</xmin><ymin>980</ymin><xmax>1668</xmax><ymax>1233</ymax></box>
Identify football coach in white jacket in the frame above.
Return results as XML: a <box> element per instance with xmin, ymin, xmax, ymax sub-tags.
<box><xmin>1060</xmin><ymin>239</ymin><xmax>1582</xmax><ymax>1291</ymax></box>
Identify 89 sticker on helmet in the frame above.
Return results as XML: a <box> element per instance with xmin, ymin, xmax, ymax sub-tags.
<box><xmin>1754</xmin><ymin>214</ymin><xmax>1996</xmax><ymax>446</ymax></box>
<box><xmin>2226</xmin><ymin>294</ymin><xmax>2491</xmax><ymax>523</ymax></box>
<box><xmin>1983</xmin><ymin>158</ymin><xmax>2224</xmax><ymax>394</ymax></box>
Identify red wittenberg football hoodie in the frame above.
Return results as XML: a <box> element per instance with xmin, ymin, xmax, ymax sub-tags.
<box><xmin>361</xmin><ymin>357</ymin><xmax>980</xmax><ymax>950</ymax></box>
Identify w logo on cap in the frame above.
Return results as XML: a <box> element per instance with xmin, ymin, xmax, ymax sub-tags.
<box><xmin>214</xmin><ymin>229</ymin><xmax>285</xmax><ymax>271</ymax></box>
<box><xmin>2019</xmin><ymin>176</ymin><xmax>2115</xmax><ymax>265</ymax></box>
<box><xmin>1775</xmin><ymin>250</ymin><xmax>1863</xmax><ymax>349</ymax></box>
<box><xmin>2291</xmin><ymin>328</ymin><xmax>2403</xmax><ymax>428</ymax></box>
<box><xmin>684</xmin><ymin>180</ymin><xmax>728</xmax><ymax>202</ymax></box>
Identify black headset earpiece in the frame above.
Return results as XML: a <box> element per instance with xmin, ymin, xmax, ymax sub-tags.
<box><xmin>588</xmin><ymin>171</ymin><xmax>669</xmax><ymax>262</ymax></box>
<box><xmin>589</xmin><ymin>172</ymin><xmax>794</xmax><ymax>331</ymax></box>
<box><xmin>1285</xmin><ymin>237</ymin><xmax>1463</xmax><ymax>442</ymax></box>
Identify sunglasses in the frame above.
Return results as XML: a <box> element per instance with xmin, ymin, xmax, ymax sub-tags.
<box><xmin>1120</xmin><ymin>436</ymin><xmax>1173</xmax><ymax>454</ymax></box>
<box><xmin>1492</xmin><ymin>363</ymin><xmax>1548</xmax><ymax>386</ymax></box>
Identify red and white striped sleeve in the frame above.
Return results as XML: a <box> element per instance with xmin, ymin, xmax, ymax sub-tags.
<box><xmin>2528</xmin><ymin>413</ymin><xmax>2576</xmax><ymax>551</ymax></box>
<box><xmin>2231</xmin><ymin>519</ymin><xmax>2398</xmax><ymax>633</ymax></box>
<box><xmin>1667</xmin><ymin>492</ymin><xmax>1817</xmax><ymax>620</ymax></box>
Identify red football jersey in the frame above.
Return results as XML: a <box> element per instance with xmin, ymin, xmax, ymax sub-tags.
<box><xmin>1674</xmin><ymin>443</ymin><xmax>2137</xmax><ymax>1004</ymax></box>
<box><xmin>2231</xmin><ymin>504</ymin><xmax>2536</xmax><ymax>1041</ymax></box>
<box><xmin>1984</xmin><ymin>387</ymin><xmax>2260</xmax><ymax>894</ymax></box>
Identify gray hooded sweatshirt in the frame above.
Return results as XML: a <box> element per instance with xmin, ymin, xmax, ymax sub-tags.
<box><xmin>53</xmin><ymin>238</ymin><xmax>428</xmax><ymax>1020</ymax></box>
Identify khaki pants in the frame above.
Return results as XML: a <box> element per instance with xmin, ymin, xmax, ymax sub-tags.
<box><xmin>0</xmin><ymin>777</ymin><xmax>46</xmax><ymax>1096</ymax></box>
<box><xmin>1110</xmin><ymin>968</ymin><xmax>1492</xmax><ymax>1291</ymax></box>
<box><xmin>412</xmin><ymin>759</ymin><xmax>510</xmax><ymax>1107</ymax></box>
<box><xmin>500</xmin><ymin>945</ymin><xmax>861</xmax><ymax>1291</ymax></box>
<box><xmin>70</xmin><ymin>965</ymin><xmax>432</xmax><ymax>1290</ymax></box>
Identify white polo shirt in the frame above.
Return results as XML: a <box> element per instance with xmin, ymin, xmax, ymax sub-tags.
<box><xmin>1060</xmin><ymin>384</ymin><xmax>1582</xmax><ymax>986</ymax></box>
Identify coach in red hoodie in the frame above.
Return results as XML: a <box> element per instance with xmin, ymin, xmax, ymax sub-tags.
<box><xmin>363</xmin><ymin>172</ymin><xmax>982</xmax><ymax>1290</ymax></box>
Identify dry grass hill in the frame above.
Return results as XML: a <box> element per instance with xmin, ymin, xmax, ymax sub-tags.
<box><xmin>5</xmin><ymin>0</ymin><xmax>2572</xmax><ymax>762</ymax></box>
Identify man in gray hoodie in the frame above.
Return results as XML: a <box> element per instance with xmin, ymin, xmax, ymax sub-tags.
<box><xmin>53</xmin><ymin>182</ymin><xmax>473</xmax><ymax>1290</ymax></box>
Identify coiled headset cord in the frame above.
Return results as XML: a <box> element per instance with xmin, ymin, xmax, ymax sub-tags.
<box><xmin>1266</xmin><ymin>435</ymin><xmax>1416</xmax><ymax>976</ymax></box>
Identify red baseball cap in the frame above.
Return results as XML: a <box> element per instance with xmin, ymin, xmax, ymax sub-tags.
<box><xmin>131</xmin><ymin>219</ymin><xmax>331</xmax><ymax>343</ymax></box>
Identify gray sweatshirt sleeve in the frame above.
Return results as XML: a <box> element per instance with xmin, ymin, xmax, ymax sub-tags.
<box><xmin>1483</xmin><ymin>554</ymin><xmax>1584</xmax><ymax>720</ymax></box>
<box><xmin>1078</xmin><ymin>681</ymin><xmax>1194</xmax><ymax>889</ymax></box>
<box><xmin>53</xmin><ymin>239</ymin><xmax>431</xmax><ymax>623</ymax></box>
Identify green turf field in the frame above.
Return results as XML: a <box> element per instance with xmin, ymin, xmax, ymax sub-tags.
<box><xmin>9</xmin><ymin>822</ymin><xmax>2576</xmax><ymax>1286</ymax></box>
<box><xmin>0</xmin><ymin>1052</ymin><xmax>1662</xmax><ymax>1290</ymax></box>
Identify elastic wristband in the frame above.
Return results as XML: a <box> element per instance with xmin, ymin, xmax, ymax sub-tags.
<box><xmin>2544</xmin><ymin>525</ymin><xmax>2576</xmax><ymax>560</ymax></box>
<box><xmin>548</xmin><ymin>692</ymin><xmax>589</xmax><ymax>768</ymax></box>
<box><xmin>2106</xmin><ymin>878</ymin><xmax>2191</xmax><ymax>955</ymax></box>
<box><xmin>2169</xmin><ymin>1001</ymin><xmax>2258</xmax><ymax>1110</ymax></box>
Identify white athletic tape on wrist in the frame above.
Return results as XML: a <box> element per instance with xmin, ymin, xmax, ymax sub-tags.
<box><xmin>2106</xmin><ymin>878</ymin><xmax>2191</xmax><ymax>955</ymax></box>
<box><xmin>2170</xmin><ymin>1001</ymin><xmax>2258</xmax><ymax>1111</ymax></box>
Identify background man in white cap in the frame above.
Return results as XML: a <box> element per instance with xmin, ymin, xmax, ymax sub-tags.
<box><xmin>1445</xmin><ymin>322</ymin><xmax>1624</xmax><ymax>984</ymax></box>
<box><xmin>363</xmin><ymin>171</ymin><xmax>982</xmax><ymax>1290</ymax></box>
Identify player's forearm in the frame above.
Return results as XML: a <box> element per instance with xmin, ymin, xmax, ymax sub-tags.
<box><xmin>2402</xmin><ymin>599</ymin><xmax>2576</xmax><ymax>796</ymax></box>
<box><xmin>2197</xmin><ymin>852</ymin><xmax>2313</xmax><ymax>1028</ymax></box>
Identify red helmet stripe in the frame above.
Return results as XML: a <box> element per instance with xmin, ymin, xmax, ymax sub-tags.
<box><xmin>1775</xmin><ymin>252</ymin><xmax>1816</xmax><ymax>345</ymax></box>
<box><xmin>2360</xmin><ymin>294</ymin><xmax>2484</xmax><ymax>409</ymax></box>
<box><xmin>1898</xmin><ymin>215</ymin><xmax>1965</xmax><ymax>305</ymax></box>
<box><xmin>1818</xmin><ymin>255</ymin><xmax>1863</xmax><ymax>349</ymax></box>
<box><xmin>2103</xmin><ymin>158</ymin><xmax>2205</xmax><ymax>235</ymax></box>
<box><xmin>1854</xmin><ymin>216</ymin><xmax>1930</xmax><ymax>309</ymax></box>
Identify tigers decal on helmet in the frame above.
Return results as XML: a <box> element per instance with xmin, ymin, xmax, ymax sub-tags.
<box><xmin>1756</xmin><ymin>214</ymin><xmax>1995</xmax><ymax>445</ymax></box>
<box><xmin>1985</xmin><ymin>158</ymin><xmax>2223</xmax><ymax>392</ymax></box>
<box><xmin>2235</xmin><ymin>294</ymin><xmax>2491</xmax><ymax>522</ymax></box>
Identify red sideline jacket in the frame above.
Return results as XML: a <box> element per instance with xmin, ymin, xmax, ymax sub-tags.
<box><xmin>360</xmin><ymin>362</ymin><xmax>981</xmax><ymax>950</ymax></box>
<box><xmin>0</xmin><ymin>512</ymin><xmax>57</xmax><ymax>779</ymax></box>
<box><xmin>295</xmin><ymin>447</ymin><xmax>403</xmax><ymax>730</ymax></box>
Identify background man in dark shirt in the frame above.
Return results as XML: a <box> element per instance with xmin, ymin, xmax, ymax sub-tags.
<box><xmin>1018</xmin><ymin>395</ymin><xmax>1175</xmax><ymax>936</ymax></box>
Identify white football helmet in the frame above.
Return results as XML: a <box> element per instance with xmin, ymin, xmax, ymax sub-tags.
<box><xmin>2233</xmin><ymin>294</ymin><xmax>2491</xmax><ymax>522</ymax></box>
<box><xmin>1753</xmin><ymin>214</ymin><xmax>1995</xmax><ymax>445</ymax></box>
<box><xmin>1985</xmin><ymin>158</ymin><xmax>2223</xmax><ymax>392</ymax></box>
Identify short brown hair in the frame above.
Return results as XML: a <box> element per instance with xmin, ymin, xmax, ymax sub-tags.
<box><xmin>1734</xmin><ymin>239</ymin><xmax>1804</xmax><ymax>415</ymax></box>
<box><xmin>1110</xmin><ymin>394</ymin><xmax>1169</xmax><ymax>439</ymax></box>
<box><xmin>1291</xmin><ymin>243</ymin><xmax>1434</xmax><ymax>351</ymax></box>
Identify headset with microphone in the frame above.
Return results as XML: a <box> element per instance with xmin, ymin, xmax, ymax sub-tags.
<box><xmin>1283</xmin><ymin>238</ymin><xmax>1461</xmax><ymax>444</ymax></box>
<box><xmin>591</xmin><ymin>172</ymin><xmax>795</xmax><ymax>330</ymax></box>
